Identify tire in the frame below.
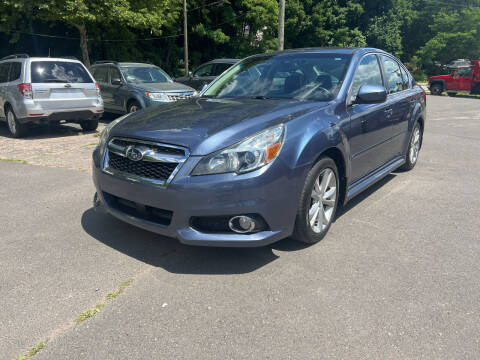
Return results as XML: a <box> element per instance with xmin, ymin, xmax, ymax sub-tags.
<box><xmin>400</xmin><ymin>123</ymin><xmax>423</xmax><ymax>171</ymax></box>
<box><xmin>80</xmin><ymin>118</ymin><xmax>99</xmax><ymax>132</ymax></box>
<box><xmin>447</xmin><ymin>92</ymin><xmax>457</xmax><ymax>97</ymax></box>
<box><xmin>430</xmin><ymin>83</ymin><xmax>443</xmax><ymax>96</ymax></box>
<box><xmin>5</xmin><ymin>106</ymin><xmax>28</xmax><ymax>138</ymax></box>
<box><xmin>292</xmin><ymin>157</ymin><xmax>339</xmax><ymax>244</ymax></box>
<box><xmin>127</xmin><ymin>100</ymin><xmax>141</xmax><ymax>113</ymax></box>
<box><xmin>471</xmin><ymin>83</ymin><xmax>480</xmax><ymax>95</ymax></box>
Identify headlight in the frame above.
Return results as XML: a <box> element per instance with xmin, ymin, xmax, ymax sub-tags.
<box><xmin>145</xmin><ymin>91</ymin><xmax>171</xmax><ymax>102</ymax></box>
<box><xmin>191</xmin><ymin>124</ymin><xmax>285</xmax><ymax>176</ymax></box>
<box><xmin>99</xmin><ymin>113</ymin><xmax>130</xmax><ymax>152</ymax></box>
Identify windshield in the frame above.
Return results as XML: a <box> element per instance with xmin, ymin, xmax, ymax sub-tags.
<box><xmin>120</xmin><ymin>66</ymin><xmax>172</xmax><ymax>84</ymax></box>
<box><xmin>31</xmin><ymin>61</ymin><xmax>93</xmax><ymax>83</ymax></box>
<box><xmin>203</xmin><ymin>53</ymin><xmax>352</xmax><ymax>101</ymax></box>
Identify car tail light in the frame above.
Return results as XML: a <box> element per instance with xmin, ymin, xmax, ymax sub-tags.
<box><xmin>95</xmin><ymin>82</ymin><xmax>100</xmax><ymax>95</ymax></box>
<box><xmin>18</xmin><ymin>83</ymin><xmax>32</xmax><ymax>99</ymax></box>
<box><xmin>423</xmin><ymin>89</ymin><xmax>427</xmax><ymax>102</ymax></box>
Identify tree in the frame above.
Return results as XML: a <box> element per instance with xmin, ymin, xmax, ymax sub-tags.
<box><xmin>7</xmin><ymin>0</ymin><xmax>181</xmax><ymax>66</ymax></box>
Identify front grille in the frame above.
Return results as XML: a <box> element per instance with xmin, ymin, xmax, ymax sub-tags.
<box><xmin>108</xmin><ymin>152</ymin><xmax>178</xmax><ymax>181</ymax></box>
<box><xmin>103</xmin><ymin>137</ymin><xmax>189</xmax><ymax>186</ymax></box>
<box><xmin>167</xmin><ymin>92</ymin><xmax>194</xmax><ymax>101</ymax></box>
<box><xmin>110</xmin><ymin>139</ymin><xmax>185</xmax><ymax>156</ymax></box>
<box><xmin>103</xmin><ymin>192</ymin><xmax>172</xmax><ymax>226</ymax></box>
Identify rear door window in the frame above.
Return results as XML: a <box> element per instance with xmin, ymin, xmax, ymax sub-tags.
<box><xmin>400</xmin><ymin>66</ymin><xmax>410</xmax><ymax>90</ymax></box>
<box><xmin>9</xmin><ymin>62</ymin><xmax>21</xmax><ymax>81</ymax></box>
<box><xmin>93</xmin><ymin>66</ymin><xmax>108</xmax><ymax>83</ymax></box>
<box><xmin>0</xmin><ymin>62</ymin><xmax>10</xmax><ymax>83</ymax></box>
<box><xmin>31</xmin><ymin>61</ymin><xmax>93</xmax><ymax>83</ymax></box>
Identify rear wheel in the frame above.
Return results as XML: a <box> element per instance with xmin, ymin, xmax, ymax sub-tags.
<box><xmin>6</xmin><ymin>107</ymin><xmax>28</xmax><ymax>138</ymax></box>
<box><xmin>292</xmin><ymin>157</ymin><xmax>339</xmax><ymax>244</ymax></box>
<box><xmin>430</xmin><ymin>83</ymin><xmax>443</xmax><ymax>96</ymax></box>
<box><xmin>401</xmin><ymin>123</ymin><xmax>423</xmax><ymax>171</ymax></box>
<box><xmin>80</xmin><ymin>118</ymin><xmax>99</xmax><ymax>132</ymax></box>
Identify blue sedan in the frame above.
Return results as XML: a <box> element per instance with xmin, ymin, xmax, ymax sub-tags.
<box><xmin>92</xmin><ymin>48</ymin><xmax>426</xmax><ymax>247</ymax></box>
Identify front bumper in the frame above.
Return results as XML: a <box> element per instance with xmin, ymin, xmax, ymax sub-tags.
<box><xmin>92</xmin><ymin>147</ymin><xmax>304</xmax><ymax>247</ymax></box>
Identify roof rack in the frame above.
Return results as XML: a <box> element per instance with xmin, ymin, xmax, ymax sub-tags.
<box><xmin>62</xmin><ymin>56</ymin><xmax>78</xmax><ymax>60</ymax></box>
<box><xmin>1</xmin><ymin>54</ymin><xmax>29</xmax><ymax>61</ymax></box>
<box><xmin>93</xmin><ymin>60</ymin><xmax>118</xmax><ymax>65</ymax></box>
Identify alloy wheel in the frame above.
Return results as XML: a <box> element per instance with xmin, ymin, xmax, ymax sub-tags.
<box><xmin>308</xmin><ymin>168</ymin><xmax>337</xmax><ymax>233</ymax></box>
<box><xmin>409</xmin><ymin>127</ymin><xmax>421</xmax><ymax>165</ymax></box>
<box><xmin>7</xmin><ymin>110</ymin><xmax>16</xmax><ymax>135</ymax></box>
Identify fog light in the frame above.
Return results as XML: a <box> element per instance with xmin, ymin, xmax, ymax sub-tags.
<box><xmin>229</xmin><ymin>216</ymin><xmax>256</xmax><ymax>233</ymax></box>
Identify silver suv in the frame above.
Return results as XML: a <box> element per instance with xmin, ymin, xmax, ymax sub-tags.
<box><xmin>0</xmin><ymin>54</ymin><xmax>104</xmax><ymax>137</ymax></box>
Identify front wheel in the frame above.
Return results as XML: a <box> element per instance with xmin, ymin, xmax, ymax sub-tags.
<box><xmin>292</xmin><ymin>157</ymin><xmax>339</xmax><ymax>244</ymax></box>
<box><xmin>127</xmin><ymin>100</ymin><xmax>141</xmax><ymax>113</ymax></box>
<box><xmin>401</xmin><ymin>123</ymin><xmax>423</xmax><ymax>171</ymax></box>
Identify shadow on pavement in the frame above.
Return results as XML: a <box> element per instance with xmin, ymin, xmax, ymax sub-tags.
<box><xmin>0</xmin><ymin>121</ymin><xmax>99</xmax><ymax>140</ymax></box>
<box><xmin>335</xmin><ymin>173</ymin><xmax>396</xmax><ymax>220</ymax></box>
<box><xmin>0</xmin><ymin>112</ymin><xmax>121</xmax><ymax>140</ymax></box>
<box><xmin>81</xmin><ymin>208</ymin><xmax>280</xmax><ymax>275</ymax></box>
<box><xmin>81</xmin><ymin>173</ymin><xmax>399</xmax><ymax>273</ymax></box>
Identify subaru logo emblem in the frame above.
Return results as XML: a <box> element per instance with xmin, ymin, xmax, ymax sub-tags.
<box><xmin>125</xmin><ymin>145</ymin><xmax>144</xmax><ymax>162</ymax></box>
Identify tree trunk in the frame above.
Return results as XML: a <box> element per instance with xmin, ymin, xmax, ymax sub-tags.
<box><xmin>74</xmin><ymin>23</ymin><xmax>90</xmax><ymax>67</ymax></box>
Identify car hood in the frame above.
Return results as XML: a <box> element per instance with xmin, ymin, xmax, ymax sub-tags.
<box><xmin>110</xmin><ymin>97</ymin><xmax>327</xmax><ymax>155</ymax></box>
<box><xmin>132</xmin><ymin>82</ymin><xmax>195</xmax><ymax>93</ymax></box>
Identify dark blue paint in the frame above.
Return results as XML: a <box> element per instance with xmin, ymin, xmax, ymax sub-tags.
<box><xmin>92</xmin><ymin>48</ymin><xmax>426</xmax><ymax>247</ymax></box>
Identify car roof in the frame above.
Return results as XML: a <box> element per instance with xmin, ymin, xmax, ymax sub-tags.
<box><xmin>92</xmin><ymin>62</ymin><xmax>158</xmax><ymax>67</ymax></box>
<box><xmin>207</xmin><ymin>58</ymin><xmax>240</xmax><ymax>64</ymax></box>
<box><xmin>0</xmin><ymin>57</ymin><xmax>82</xmax><ymax>63</ymax></box>
<box><xmin>247</xmin><ymin>47</ymin><xmax>388</xmax><ymax>58</ymax></box>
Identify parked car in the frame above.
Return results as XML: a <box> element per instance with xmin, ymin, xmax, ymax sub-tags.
<box><xmin>429</xmin><ymin>60</ymin><xmax>480</xmax><ymax>96</ymax></box>
<box><xmin>0</xmin><ymin>54</ymin><xmax>103</xmax><ymax>137</ymax></box>
<box><xmin>92</xmin><ymin>48</ymin><xmax>426</xmax><ymax>247</ymax></box>
<box><xmin>90</xmin><ymin>61</ymin><xmax>196</xmax><ymax>114</ymax></box>
<box><xmin>175</xmin><ymin>58</ymin><xmax>239</xmax><ymax>90</ymax></box>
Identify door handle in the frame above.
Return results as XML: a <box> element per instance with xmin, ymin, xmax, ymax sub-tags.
<box><xmin>385</xmin><ymin>108</ymin><xmax>393</xmax><ymax>117</ymax></box>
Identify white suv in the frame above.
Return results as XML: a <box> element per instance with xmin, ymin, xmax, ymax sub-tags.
<box><xmin>0</xmin><ymin>54</ymin><xmax>104</xmax><ymax>137</ymax></box>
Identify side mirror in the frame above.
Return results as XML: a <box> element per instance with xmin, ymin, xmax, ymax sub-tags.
<box><xmin>355</xmin><ymin>84</ymin><xmax>387</xmax><ymax>104</ymax></box>
<box><xmin>188</xmin><ymin>71</ymin><xmax>193</xmax><ymax>78</ymax></box>
<box><xmin>111</xmin><ymin>78</ymin><xmax>123</xmax><ymax>86</ymax></box>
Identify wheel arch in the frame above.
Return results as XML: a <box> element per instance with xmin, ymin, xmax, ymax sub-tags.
<box><xmin>316</xmin><ymin>147</ymin><xmax>348</xmax><ymax>207</ymax></box>
<box><xmin>126</xmin><ymin>97</ymin><xmax>144</xmax><ymax>112</ymax></box>
<box><xmin>430</xmin><ymin>79</ymin><xmax>445</xmax><ymax>91</ymax></box>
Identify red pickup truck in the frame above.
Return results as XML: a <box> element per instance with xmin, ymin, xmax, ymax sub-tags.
<box><xmin>429</xmin><ymin>60</ymin><xmax>480</xmax><ymax>96</ymax></box>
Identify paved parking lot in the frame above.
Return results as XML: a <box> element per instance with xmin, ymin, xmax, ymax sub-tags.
<box><xmin>1</xmin><ymin>96</ymin><xmax>479</xmax><ymax>359</ymax></box>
